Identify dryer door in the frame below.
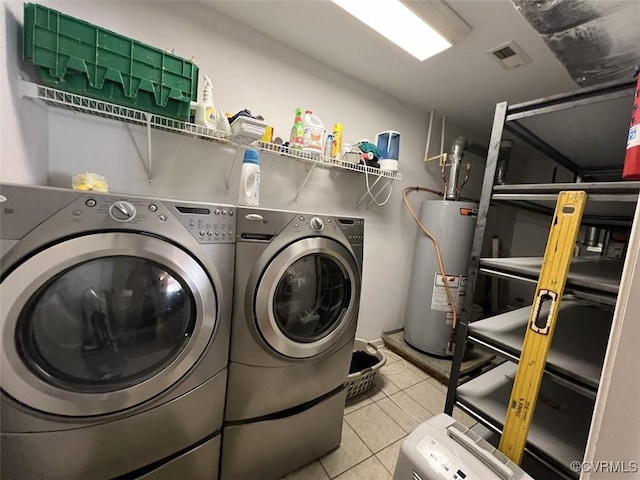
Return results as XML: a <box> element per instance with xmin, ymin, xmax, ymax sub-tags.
<box><xmin>0</xmin><ymin>233</ymin><xmax>216</xmax><ymax>416</ymax></box>
<box><xmin>254</xmin><ymin>237</ymin><xmax>361</xmax><ymax>359</ymax></box>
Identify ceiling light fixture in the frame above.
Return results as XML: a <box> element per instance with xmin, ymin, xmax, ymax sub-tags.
<box><xmin>331</xmin><ymin>0</ymin><xmax>453</xmax><ymax>61</ymax></box>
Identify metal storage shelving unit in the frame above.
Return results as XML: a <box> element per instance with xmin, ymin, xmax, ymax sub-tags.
<box><xmin>444</xmin><ymin>78</ymin><xmax>638</xmax><ymax>480</ymax></box>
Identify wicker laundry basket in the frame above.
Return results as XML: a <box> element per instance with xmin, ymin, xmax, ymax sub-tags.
<box><xmin>345</xmin><ymin>339</ymin><xmax>386</xmax><ymax>399</ymax></box>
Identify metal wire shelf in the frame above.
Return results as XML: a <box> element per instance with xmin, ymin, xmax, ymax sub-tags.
<box><xmin>20</xmin><ymin>81</ymin><xmax>234</xmax><ymax>144</ymax></box>
<box><xmin>20</xmin><ymin>80</ymin><xmax>402</xmax><ymax>202</ymax></box>
<box><xmin>256</xmin><ymin>141</ymin><xmax>403</xmax><ymax>181</ymax></box>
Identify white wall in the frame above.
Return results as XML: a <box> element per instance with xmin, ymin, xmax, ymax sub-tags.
<box><xmin>0</xmin><ymin>2</ymin><xmax>48</xmax><ymax>184</ymax></box>
<box><xmin>582</xmin><ymin>199</ymin><xmax>640</xmax><ymax>480</ymax></box>
<box><xmin>4</xmin><ymin>0</ymin><xmax>483</xmax><ymax>341</ymax></box>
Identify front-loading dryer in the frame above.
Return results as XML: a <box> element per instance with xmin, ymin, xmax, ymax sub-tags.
<box><xmin>222</xmin><ymin>207</ymin><xmax>364</xmax><ymax>480</ymax></box>
<box><xmin>0</xmin><ymin>183</ymin><xmax>235</xmax><ymax>479</ymax></box>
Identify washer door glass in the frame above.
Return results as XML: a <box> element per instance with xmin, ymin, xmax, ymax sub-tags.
<box><xmin>1</xmin><ymin>233</ymin><xmax>217</xmax><ymax>417</ymax></box>
<box><xmin>16</xmin><ymin>256</ymin><xmax>196</xmax><ymax>393</ymax></box>
<box><xmin>254</xmin><ymin>237</ymin><xmax>361</xmax><ymax>359</ymax></box>
<box><xmin>273</xmin><ymin>254</ymin><xmax>350</xmax><ymax>343</ymax></box>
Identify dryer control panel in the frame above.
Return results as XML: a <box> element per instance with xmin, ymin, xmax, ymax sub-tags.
<box><xmin>292</xmin><ymin>215</ymin><xmax>364</xmax><ymax>244</ymax></box>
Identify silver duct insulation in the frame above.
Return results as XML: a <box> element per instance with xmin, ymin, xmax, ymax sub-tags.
<box><xmin>510</xmin><ymin>0</ymin><xmax>640</xmax><ymax>86</ymax></box>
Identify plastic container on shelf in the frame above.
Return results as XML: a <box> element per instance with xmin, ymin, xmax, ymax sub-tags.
<box><xmin>302</xmin><ymin>110</ymin><xmax>324</xmax><ymax>154</ymax></box>
<box><xmin>331</xmin><ymin>123</ymin><xmax>343</xmax><ymax>160</ymax></box>
<box><xmin>238</xmin><ymin>149</ymin><xmax>261</xmax><ymax>206</ymax></box>
<box><xmin>195</xmin><ymin>75</ymin><xmax>216</xmax><ymax>129</ymax></box>
<box><xmin>231</xmin><ymin>116</ymin><xmax>266</xmax><ymax>145</ymax></box>
<box><xmin>290</xmin><ymin>108</ymin><xmax>305</xmax><ymax>150</ymax></box>
<box><xmin>23</xmin><ymin>3</ymin><xmax>198</xmax><ymax>120</ymax></box>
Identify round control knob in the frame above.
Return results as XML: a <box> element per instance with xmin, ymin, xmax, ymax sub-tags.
<box><xmin>310</xmin><ymin>216</ymin><xmax>324</xmax><ymax>231</ymax></box>
<box><xmin>109</xmin><ymin>201</ymin><xmax>136</xmax><ymax>222</ymax></box>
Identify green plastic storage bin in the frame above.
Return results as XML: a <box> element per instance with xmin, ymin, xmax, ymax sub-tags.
<box><xmin>23</xmin><ymin>3</ymin><xmax>199</xmax><ymax>120</ymax></box>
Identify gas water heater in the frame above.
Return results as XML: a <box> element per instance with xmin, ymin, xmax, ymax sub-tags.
<box><xmin>403</xmin><ymin>137</ymin><xmax>497</xmax><ymax>357</ymax></box>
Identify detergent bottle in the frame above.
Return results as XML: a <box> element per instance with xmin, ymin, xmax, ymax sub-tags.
<box><xmin>195</xmin><ymin>75</ymin><xmax>216</xmax><ymax>129</ymax></box>
<box><xmin>238</xmin><ymin>149</ymin><xmax>261</xmax><ymax>206</ymax></box>
<box><xmin>302</xmin><ymin>110</ymin><xmax>324</xmax><ymax>154</ymax></box>
<box><xmin>290</xmin><ymin>108</ymin><xmax>305</xmax><ymax>150</ymax></box>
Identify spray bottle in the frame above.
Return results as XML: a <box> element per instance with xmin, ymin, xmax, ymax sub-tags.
<box><xmin>290</xmin><ymin>108</ymin><xmax>304</xmax><ymax>150</ymax></box>
<box><xmin>195</xmin><ymin>75</ymin><xmax>216</xmax><ymax>129</ymax></box>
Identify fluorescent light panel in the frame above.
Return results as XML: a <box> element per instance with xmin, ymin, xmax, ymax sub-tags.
<box><xmin>332</xmin><ymin>0</ymin><xmax>452</xmax><ymax>61</ymax></box>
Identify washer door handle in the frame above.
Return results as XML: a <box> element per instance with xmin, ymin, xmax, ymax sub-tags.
<box><xmin>245</xmin><ymin>214</ymin><xmax>264</xmax><ymax>222</ymax></box>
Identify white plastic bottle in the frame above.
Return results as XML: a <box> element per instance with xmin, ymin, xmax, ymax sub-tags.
<box><xmin>195</xmin><ymin>75</ymin><xmax>216</xmax><ymax>129</ymax></box>
<box><xmin>302</xmin><ymin>110</ymin><xmax>324</xmax><ymax>154</ymax></box>
<box><xmin>238</xmin><ymin>149</ymin><xmax>261</xmax><ymax>206</ymax></box>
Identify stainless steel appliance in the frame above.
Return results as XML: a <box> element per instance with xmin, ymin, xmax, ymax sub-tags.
<box><xmin>221</xmin><ymin>207</ymin><xmax>364</xmax><ymax>480</ymax></box>
<box><xmin>0</xmin><ymin>184</ymin><xmax>235</xmax><ymax>479</ymax></box>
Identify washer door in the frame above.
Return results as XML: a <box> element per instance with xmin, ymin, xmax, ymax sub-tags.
<box><xmin>254</xmin><ymin>237</ymin><xmax>360</xmax><ymax>359</ymax></box>
<box><xmin>0</xmin><ymin>233</ymin><xmax>216</xmax><ymax>416</ymax></box>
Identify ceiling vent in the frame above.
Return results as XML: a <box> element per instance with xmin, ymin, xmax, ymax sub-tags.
<box><xmin>487</xmin><ymin>41</ymin><xmax>532</xmax><ymax>70</ymax></box>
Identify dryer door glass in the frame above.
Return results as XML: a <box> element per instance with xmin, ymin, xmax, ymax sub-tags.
<box><xmin>16</xmin><ymin>256</ymin><xmax>196</xmax><ymax>393</ymax></box>
<box><xmin>273</xmin><ymin>253</ymin><xmax>351</xmax><ymax>343</ymax></box>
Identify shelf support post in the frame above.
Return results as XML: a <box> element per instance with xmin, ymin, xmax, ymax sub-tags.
<box><xmin>355</xmin><ymin>175</ymin><xmax>383</xmax><ymax>208</ymax></box>
<box><xmin>445</xmin><ymin>101</ymin><xmax>508</xmax><ymax>415</ymax></box>
<box><xmin>145</xmin><ymin>113</ymin><xmax>152</xmax><ymax>183</ymax></box>
<box><xmin>364</xmin><ymin>178</ymin><xmax>393</xmax><ymax>209</ymax></box>
<box><xmin>294</xmin><ymin>163</ymin><xmax>317</xmax><ymax>202</ymax></box>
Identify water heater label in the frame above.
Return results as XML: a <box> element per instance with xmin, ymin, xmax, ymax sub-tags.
<box><xmin>432</xmin><ymin>274</ymin><xmax>467</xmax><ymax>312</ymax></box>
<box><xmin>459</xmin><ymin>207</ymin><xmax>478</xmax><ymax>217</ymax></box>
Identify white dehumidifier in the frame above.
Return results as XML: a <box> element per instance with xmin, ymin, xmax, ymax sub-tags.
<box><xmin>394</xmin><ymin>414</ymin><xmax>533</xmax><ymax>480</ymax></box>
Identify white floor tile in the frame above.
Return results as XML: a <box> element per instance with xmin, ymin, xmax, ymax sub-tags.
<box><xmin>427</xmin><ymin>376</ymin><xmax>448</xmax><ymax>392</ymax></box>
<box><xmin>345</xmin><ymin>402</ymin><xmax>406</xmax><ymax>453</ymax></box>
<box><xmin>280</xmin><ymin>460</ymin><xmax>329</xmax><ymax>480</ymax></box>
<box><xmin>344</xmin><ymin>392</ymin><xmax>373</xmax><ymax>415</ymax></box>
<box><xmin>404</xmin><ymin>380</ymin><xmax>447</xmax><ymax>415</ymax></box>
<box><xmin>367</xmin><ymin>374</ymin><xmax>400</xmax><ymax>402</ymax></box>
<box><xmin>380</xmin><ymin>348</ymin><xmax>401</xmax><ymax>364</ymax></box>
<box><xmin>375</xmin><ymin>438</ymin><xmax>404</xmax><ymax>475</ymax></box>
<box><xmin>404</xmin><ymin>361</ymin><xmax>431</xmax><ymax>380</ymax></box>
<box><xmin>319</xmin><ymin>421</ymin><xmax>372</xmax><ymax>478</ymax></box>
<box><xmin>335</xmin><ymin>456</ymin><xmax>392</xmax><ymax>480</ymax></box>
<box><xmin>380</xmin><ymin>365</ymin><xmax>423</xmax><ymax>390</ymax></box>
<box><xmin>376</xmin><ymin>391</ymin><xmax>434</xmax><ymax>433</ymax></box>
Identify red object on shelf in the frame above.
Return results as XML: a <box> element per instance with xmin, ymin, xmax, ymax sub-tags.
<box><xmin>622</xmin><ymin>70</ymin><xmax>640</xmax><ymax>180</ymax></box>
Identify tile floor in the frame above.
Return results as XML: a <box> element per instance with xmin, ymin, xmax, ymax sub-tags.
<box><xmin>280</xmin><ymin>348</ymin><xmax>477</xmax><ymax>480</ymax></box>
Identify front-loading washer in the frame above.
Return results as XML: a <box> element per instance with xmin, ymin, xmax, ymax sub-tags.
<box><xmin>221</xmin><ymin>207</ymin><xmax>364</xmax><ymax>480</ymax></box>
<box><xmin>0</xmin><ymin>183</ymin><xmax>236</xmax><ymax>479</ymax></box>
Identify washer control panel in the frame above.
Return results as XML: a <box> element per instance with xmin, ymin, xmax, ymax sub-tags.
<box><xmin>108</xmin><ymin>201</ymin><xmax>137</xmax><ymax>222</ymax></box>
<box><xmin>310</xmin><ymin>216</ymin><xmax>324</xmax><ymax>231</ymax></box>
<box><xmin>170</xmin><ymin>204</ymin><xmax>236</xmax><ymax>244</ymax></box>
<box><xmin>73</xmin><ymin>195</ymin><xmax>235</xmax><ymax>244</ymax></box>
